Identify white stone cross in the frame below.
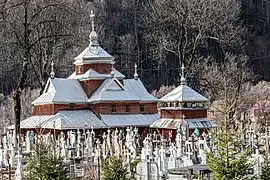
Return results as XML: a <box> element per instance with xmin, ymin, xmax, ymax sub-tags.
<box><xmin>114</xmin><ymin>129</ymin><xmax>120</xmax><ymax>157</ymax></box>
<box><xmin>26</xmin><ymin>131</ymin><xmax>31</xmax><ymax>153</ymax></box>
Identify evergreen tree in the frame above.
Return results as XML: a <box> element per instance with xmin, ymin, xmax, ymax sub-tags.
<box><xmin>102</xmin><ymin>156</ymin><xmax>129</xmax><ymax>180</ymax></box>
<box><xmin>260</xmin><ymin>153</ymin><xmax>270</xmax><ymax>180</ymax></box>
<box><xmin>206</xmin><ymin>131</ymin><xmax>252</xmax><ymax>180</ymax></box>
<box><xmin>25</xmin><ymin>141</ymin><xmax>69</xmax><ymax>180</ymax></box>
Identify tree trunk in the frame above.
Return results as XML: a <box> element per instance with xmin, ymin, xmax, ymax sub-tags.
<box><xmin>12</xmin><ymin>60</ymin><xmax>28</xmax><ymax>147</ymax></box>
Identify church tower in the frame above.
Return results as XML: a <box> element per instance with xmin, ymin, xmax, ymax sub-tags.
<box><xmin>151</xmin><ymin>65</ymin><xmax>216</xmax><ymax>140</ymax></box>
<box><xmin>69</xmin><ymin>11</ymin><xmax>125</xmax><ymax>96</ymax></box>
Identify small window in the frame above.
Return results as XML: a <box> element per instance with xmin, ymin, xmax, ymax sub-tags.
<box><xmin>69</xmin><ymin>103</ymin><xmax>75</xmax><ymax>109</ymax></box>
<box><xmin>125</xmin><ymin>105</ymin><xmax>130</xmax><ymax>112</ymax></box>
<box><xmin>140</xmin><ymin>104</ymin><xmax>144</xmax><ymax>112</ymax></box>
<box><xmin>111</xmin><ymin>104</ymin><xmax>116</xmax><ymax>113</ymax></box>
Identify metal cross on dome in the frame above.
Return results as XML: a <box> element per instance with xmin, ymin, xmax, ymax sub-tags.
<box><xmin>134</xmin><ymin>63</ymin><xmax>139</xmax><ymax>80</ymax></box>
<box><xmin>89</xmin><ymin>10</ymin><xmax>99</xmax><ymax>54</ymax></box>
<box><xmin>180</xmin><ymin>64</ymin><xmax>187</xmax><ymax>85</ymax></box>
<box><xmin>90</xmin><ymin>10</ymin><xmax>95</xmax><ymax>31</ymax></box>
<box><xmin>50</xmin><ymin>60</ymin><xmax>55</xmax><ymax>78</ymax></box>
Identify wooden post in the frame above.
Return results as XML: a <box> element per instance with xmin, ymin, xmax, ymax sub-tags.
<box><xmin>97</xmin><ymin>156</ymin><xmax>100</xmax><ymax>180</ymax></box>
<box><xmin>8</xmin><ymin>164</ymin><xmax>11</xmax><ymax>180</ymax></box>
<box><xmin>266</xmin><ymin>120</ymin><xmax>269</xmax><ymax>158</ymax></box>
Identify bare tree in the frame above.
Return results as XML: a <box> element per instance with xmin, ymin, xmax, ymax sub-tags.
<box><xmin>143</xmin><ymin>0</ymin><xmax>246</xmax><ymax>75</ymax></box>
<box><xmin>242</xmin><ymin>81</ymin><xmax>270</xmax><ymax>132</ymax></box>
<box><xmin>151</xmin><ymin>84</ymin><xmax>176</xmax><ymax>99</ymax></box>
<box><xmin>0</xmin><ymin>88</ymin><xmax>39</xmax><ymax>133</ymax></box>
<box><xmin>196</xmin><ymin>54</ymin><xmax>251</xmax><ymax>130</ymax></box>
<box><xmin>0</xmin><ymin>0</ymin><xmax>76</xmax><ymax>143</ymax></box>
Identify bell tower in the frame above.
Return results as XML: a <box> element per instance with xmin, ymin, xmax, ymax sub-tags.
<box><xmin>73</xmin><ymin>10</ymin><xmax>115</xmax><ymax>76</ymax></box>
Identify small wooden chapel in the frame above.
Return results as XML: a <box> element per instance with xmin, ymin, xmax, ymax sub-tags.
<box><xmin>150</xmin><ymin>65</ymin><xmax>216</xmax><ymax>140</ymax></box>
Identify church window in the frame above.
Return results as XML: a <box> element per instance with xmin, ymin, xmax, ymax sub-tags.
<box><xmin>125</xmin><ymin>105</ymin><xmax>130</xmax><ymax>112</ymax></box>
<box><xmin>69</xmin><ymin>103</ymin><xmax>75</xmax><ymax>109</ymax></box>
<box><xmin>78</xmin><ymin>65</ymin><xmax>81</xmax><ymax>74</ymax></box>
<box><xmin>111</xmin><ymin>104</ymin><xmax>116</xmax><ymax>113</ymax></box>
<box><xmin>140</xmin><ymin>104</ymin><xmax>145</xmax><ymax>112</ymax></box>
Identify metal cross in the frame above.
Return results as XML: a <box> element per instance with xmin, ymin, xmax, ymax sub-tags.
<box><xmin>90</xmin><ymin>10</ymin><xmax>95</xmax><ymax>31</ymax></box>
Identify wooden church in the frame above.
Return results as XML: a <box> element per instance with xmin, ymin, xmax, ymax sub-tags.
<box><xmin>10</xmin><ymin>11</ymin><xmax>215</xmax><ymax>139</ymax></box>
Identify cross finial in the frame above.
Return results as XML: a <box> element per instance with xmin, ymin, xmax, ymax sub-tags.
<box><xmin>182</xmin><ymin>114</ymin><xmax>185</xmax><ymax>120</ymax></box>
<box><xmin>89</xmin><ymin>10</ymin><xmax>99</xmax><ymax>54</ymax></box>
<box><xmin>180</xmin><ymin>64</ymin><xmax>186</xmax><ymax>85</ymax></box>
<box><xmin>50</xmin><ymin>60</ymin><xmax>55</xmax><ymax>79</ymax></box>
<box><xmin>134</xmin><ymin>63</ymin><xmax>138</xmax><ymax>80</ymax></box>
<box><xmin>90</xmin><ymin>10</ymin><xmax>95</xmax><ymax>31</ymax></box>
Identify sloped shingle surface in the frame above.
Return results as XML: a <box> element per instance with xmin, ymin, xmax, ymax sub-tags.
<box><xmin>124</xmin><ymin>79</ymin><xmax>158</xmax><ymax>102</ymax></box>
<box><xmin>32</xmin><ymin>78</ymin><xmax>88</xmax><ymax>105</ymax></box>
<box><xmin>101</xmin><ymin>114</ymin><xmax>160</xmax><ymax>127</ymax></box>
<box><xmin>160</xmin><ymin>84</ymin><xmax>208</xmax><ymax>102</ymax></box>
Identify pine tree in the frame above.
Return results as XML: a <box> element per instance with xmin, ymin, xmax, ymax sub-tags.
<box><xmin>206</xmin><ymin>131</ymin><xmax>252</xmax><ymax>180</ymax></box>
<box><xmin>25</xmin><ymin>141</ymin><xmax>69</xmax><ymax>180</ymax></box>
<box><xmin>260</xmin><ymin>153</ymin><xmax>270</xmax><ymax>180</ymax></box>
<box><xmin>102</xmin><ymin>156</ymin><xmax>129</xmax><ymax>180</ymax></box>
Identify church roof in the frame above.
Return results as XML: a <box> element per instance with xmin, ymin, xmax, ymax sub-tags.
<box><xmin>32</xmin><ymin>78</ymin><xmax>88</xmax><ymax>105</ymax></box>
<box><xmin>9</xmin><ymin>111</ymin><xmax>159</xmax><ymax>130</ymax></box>
<box><xmin>124</xmin><ymin>79</ymin><xmax>158</xmax><ymax>102</ymax></box>
<box><xmin>8</xmin><ymin>110</ymin><xmax>106</xmax><ymax>130</ymax></box>
<box><xmin>73</xmin><ymin>46</ymin><xmax>114</xmax><ymax>65</ymax></box>
<box><xmin>101</xmin><ymin>114</ymin><xmax>160</xmax><ymax>127</ymax></box>
<box><xmin>42</xmin><ymin>110</ymin><xmax>106</xmax><ymax>129</ymax></box>
<box><xmin>150</xmin><ymin>118</ymin><xmax>216</xmax><ymax>129</ymax></box>
<box><xmin>8</xmin><ymin>115</ymin><xmax>54</xmax><ymax>129</ymax></box>
<box><xmin>160</xmin><ymin>84</ymin><xmax>208</xmax><ymax>102</ymax></box>
<box><xmin>74</xmin><ymin>11</ymin><xmax>114</xmax><ymax>65</ymax></box>
<box><xmin>89</xmin><ymin>77</ymin><xmax>141</xmax><ymax>103</ymax></box>
<box><xmin>68</xmin><ymin>69</ymin><xmax>125</xmax><ymax>80</ymax></box>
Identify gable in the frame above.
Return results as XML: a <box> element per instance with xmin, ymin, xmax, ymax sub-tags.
<box><xmin>107</xmin><ymin>80</ymin><xmax>123</xmax><ymax>91</ymax></box>
<box><xmin>89</xmin><ymin>77</ymin><xmax>140</xmax><ymax>102</ymax></box>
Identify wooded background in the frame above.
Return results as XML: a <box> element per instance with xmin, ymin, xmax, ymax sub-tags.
<box><xmin>0</xmin><ymin>0</ymin><xmax>269</xmax><ymax>94</ymax></box>
<box><xmin>1</xmin><ymin>0</ymin><xmax>270</xmax><ymax>128</ymax></box>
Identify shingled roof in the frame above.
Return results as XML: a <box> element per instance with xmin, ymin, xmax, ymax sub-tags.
<box><xmin>32</xmin><ymin>78</ymin><xmax>88</xmax><ymax>105</ymax></box>
<box><xmin>160</xmin><ymin>84</ymin><xmax>208</xmax><ymax>102</ymax></box>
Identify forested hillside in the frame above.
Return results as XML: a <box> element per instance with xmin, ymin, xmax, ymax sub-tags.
<box><xmin>0</xmin><ymin>0</ymin><xmax>269</xmax><ymax>94</ymax></box>
<box><xmin>1</xmin><ymin>0</ymin><xmax>270</xmax><ymax>126</ymax></box>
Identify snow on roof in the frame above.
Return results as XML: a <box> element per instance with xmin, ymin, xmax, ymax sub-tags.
<box><xmin>160</xmin><ymin>84</ymin><xmax>208</xmax><ymax>102</ymax></box>
<box><xmin>101</xmin><ymin>114</ymin><xmax>160</xmax><ymax>127</ymax></box>
<box><xmin>9</xmin><ymin>111</ymin><xmax>159</xmax><ymax>130</ymax></box>
<box><xmin>9</xmin><ymin>110</ymin><xmax>106</xmax><ymax>130</ymax></box>
<box><xmin>89</xmin><ymin>77</ymin><xmax>141</xmax><ymax>103</ymax></box>
<box><xmin>42</xmin><ymin>110</ymin><xmax>106</xmax><ymax>130</ymax></box>
<box><xmin>32</xmin><ymin>78</ymin><xmax>88</xmax><ymax>105</ymax></box>
<box><xmin>68</xmin><ymin>69</ymin><xmax>125</xmax><ymax>80</ymax></box>
<box><xmin>124</xmin><ymin>79</ymin><xmax>158</xmax><ymax>102</ymax></box>
<box><xmin>8</xmin><ymin>115</ymin><xmax>54</xmax><ymax>130</ymax></box>
<box><xmin>150</xmin><ymin>118</ymin><xmax>216</xmax><ymax>129</ymax></box>
<box><xmin>74</xmin><ymin>47</ymin><xmax>114</xmax><ymax>65</ymax></box>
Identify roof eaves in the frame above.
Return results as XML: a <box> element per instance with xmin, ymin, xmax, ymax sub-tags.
<box><xmin>139</xmin><ymin>100</ymin><xmax>159</xmax><ymax>103</ymax></box>
<box><xmin>32</xmin><ymin>101</ymin><xmax>89</xmax><ymax>105</ymax></box>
